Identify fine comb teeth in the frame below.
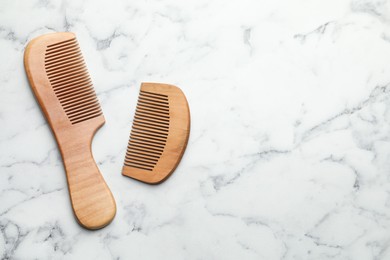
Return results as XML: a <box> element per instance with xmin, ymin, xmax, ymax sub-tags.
<box><xmin>45</xmin><ymin>37</ymin><xmax>103</xmax><ymax>124</ymax></box>
<box><xmin>126</xmin><ymin>90</ymin><xmax>170</xmax><ymax>170</ymax></box>
<box><xmin>122</xmin><ymin>83</ymin><xmax>190</xmax><ymax>184</ymax></box>
<box><xmin>24</xmin><ymin>32</ymin><xmax>116</xmax><ymax>230</ymax></box>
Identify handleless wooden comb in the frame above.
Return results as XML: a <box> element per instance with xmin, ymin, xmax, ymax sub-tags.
<box><xmin>122</xmin><ymin>83</ymin><xmax>190</xmax><ymax>184</ymax></box>
<box><xmin>24</xmin><ymin>32</ymin><xmax>116</xmax><ymax>229</ymax></box>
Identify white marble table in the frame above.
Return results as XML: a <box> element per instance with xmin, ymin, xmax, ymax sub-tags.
<box><xmin>2</xmin><ymin>0</ymin><xmax>390</xmax><ymax>259</ymax></box>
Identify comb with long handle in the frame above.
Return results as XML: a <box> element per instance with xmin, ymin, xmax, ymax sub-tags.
<box><xmin>122</xmin><ymin>83</ymin><xmax>190</xmax><ymax>184</ymax></box>
<box><xmin>24</xmin><ymin>32</ymin><xmax>116</xmax><ymax>229</ymax></box>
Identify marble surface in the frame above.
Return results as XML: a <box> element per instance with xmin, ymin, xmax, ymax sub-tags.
<box><xmin>2</xmin><ymin>0</ymin><xmax>390</xmax><ymax>259</ymax></box>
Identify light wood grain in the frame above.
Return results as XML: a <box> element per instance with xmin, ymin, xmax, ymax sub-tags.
<box><xmin>24</xmin><ymin>32</ymin><xmax>116</xmax><ymax>230</ymax></box>
<box><xmin>122</xmin><ymin>82</ymin><xmax>190</xmax><ymax>184</ymax></box>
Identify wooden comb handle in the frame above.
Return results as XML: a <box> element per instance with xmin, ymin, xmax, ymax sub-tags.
<box><xmin>58</xmin><ymin>126</ymin><xmax>116</xmax><ymax>230</ymax></box>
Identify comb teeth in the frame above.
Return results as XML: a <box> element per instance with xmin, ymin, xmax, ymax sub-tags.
<box><xmin>44</xmin><ymin>37</ymin><xmax>102</xmax><ymax>124</ymax></box>
<box><xmin>124</xmin><ymin>90</ymin><xmax>170</xmax><ymax>171</ymax></box>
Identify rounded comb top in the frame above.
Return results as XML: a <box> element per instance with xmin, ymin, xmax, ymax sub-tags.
<box><xmin>24</xmin><ymin>32</ymin><xmax>103</xmax><ymax>126</ymax></box>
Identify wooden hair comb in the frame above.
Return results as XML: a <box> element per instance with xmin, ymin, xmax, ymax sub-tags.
<box><xmin>24</xmin><ymin>32</ymin><xmax>116</xmax><ymax>229</ymax></box>
<box><xmin>122</xmin><ymin>83</ymin><xmax>190</xmax><ymax>184</ymax></box>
